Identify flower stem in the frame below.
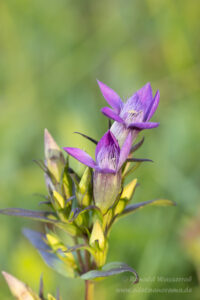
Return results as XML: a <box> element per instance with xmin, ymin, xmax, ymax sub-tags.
<box><xmin>85</xmin><ymin>280</ymin><xmax>94</xmax><ymax>300</ymax></box>
<box><xmin>73</xmin><ymin>237</ymin><xmax>85</xmax><ymax>273</ymax></box>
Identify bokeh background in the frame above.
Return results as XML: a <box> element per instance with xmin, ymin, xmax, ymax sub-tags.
<box><xmin>0</xmin><ymin>0</ymin><xmax>200</xmax><ymax>299</ymax></box>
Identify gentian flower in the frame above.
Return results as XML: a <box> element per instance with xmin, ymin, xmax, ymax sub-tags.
<box><xmin>64</xmin><ymin>130</ymin><xmax>132</xmax><ymax>214</ymax></box>
<box><xmin>98</xmin><ymin>80</ymin><xmax>160</xmax><ymax>146</ymax></box>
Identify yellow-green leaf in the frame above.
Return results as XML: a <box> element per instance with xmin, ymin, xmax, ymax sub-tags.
<box><xmin>121</xmin><ymin>199</ymin><xmax>176</xmax><ymax>217</ymax></box>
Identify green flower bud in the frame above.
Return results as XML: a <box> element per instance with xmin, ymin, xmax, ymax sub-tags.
<box><xmin>76</xmin><ymin>167</ymin><xmax>92</xmax><ymax>206</ymax></box>
<box><xmin>44</xmin><ymin>129</ymin><xmax>65</xmax><ymax>183</ymax></box>
<box><xmin>90</xmin><ymin>220</ymin><xmax>105</xmax><ymax>250</ymax></box>
<box><xmin>93</xmin><ymin>171</ymin><xmax>121</xmax><ymax>214</ymax></box>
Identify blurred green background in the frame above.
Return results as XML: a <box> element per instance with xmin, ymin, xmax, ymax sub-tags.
<box><xmin>0</xmin><ymin>0</ymin><xmax>200</xmax><ymax>299</ymax></box>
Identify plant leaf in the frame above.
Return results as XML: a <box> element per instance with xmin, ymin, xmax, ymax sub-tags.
<box><xmin>130</xmin><ymin>137</ymin><xmax>145</xmax><ymax>153</ymax></box>
<box><xmin>69</xmin><ymin>205</ymin><xmax>101</xmax><ymax>223</ymax></box>
<box><xmin>0</xmin><ymin>208</ymin><xmax>79</xmax><ymax>236</ymax></box>
<box><xmin>39</xmin><ymin>274</ymin><xmax>44</xmax><ymax>299</ymax></box>
<box><xmin>81</xmin><ymin>262</ymin><xmax>139</xmax><ymax>284</ymax></box>
<box><xmin>122</xmin><ymin>162</ymin><xmax>141</xmax><ymax>179</ymax></box>
<box><xmin>121</xmin><ymin>199</ymin><xmax>176</xmax><ymax>217</ymax></box>
<box><xmin>74</xmin><ymin>132</ymin><xmax>98</xmax><ymax>145</ymax></box>
<box><xmin>127</xmin><ymin>158</ymin><xmax>153</xmax><ymax>163</ymax></box>
<box><xmin>23</xmin><ymin>229</ymin><xmax>75</xmax><ymax>278</ymax></box>
<box><xmin>0</xmin><ymin>208</ymin><xmax>58</xmax><ymax>223</ymax></box>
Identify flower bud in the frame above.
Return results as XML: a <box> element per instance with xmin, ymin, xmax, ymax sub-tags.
<box><xmin>76</xmin><ymin>167</ymin><xmax>92</xmax><ymax>206</ymax></box>
<box><xmin>46</xmin><ymin>232</ymin><xmax>76</xmax><ymax>269</ymax></box>
<box><xmin>90</xmin><ymin>220</ymin><xmax>105</xmax><ymax>250</ymax></box>
<box><xmin>121</xmin><ymin>178</ymin><xmax>137</xmax><ymax>201</ymax></box>
<box><xmin>64</xmin><ymin>131</ymin><xmax>132</xmax><ymax>214</ymax></box>
<box><xmin>44</xmin><ymin>129</ymin><xmax>65</xmax><ymax>183</ymax></box>
<box><xmin>114</xmin><ymin>178</ymin><xmax>137</xmax><ymax>215</ymax></box>
<box><xmin>93</xmin><ymin>171</ymin><xmax>121</xmax><ymax>214</ymax></box>
<box><xmin>47</xmin><ymin>294</ymin><xmax>56</xmax><ymax>300</ymax></box>
<box><xmin>53</xmin><ymin>190</ymin><xmax>65</xmax><ymax>209</ymax></box>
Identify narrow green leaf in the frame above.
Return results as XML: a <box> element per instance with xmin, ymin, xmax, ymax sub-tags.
<box><xmin>81</xmin><ymin>262</ymin><xmax>139</xmax><ymax>284</ymax></box>
<box><xmin>130</xmin><ymin>137</ymin><xmax>145</xmax><ymax>153</ymax></box>
<box><xmin>121</xmin><ymin>199</ymin><xmax>176</xmax><ymax>216</ymax></box>
<box><xmin>127</xmin><ymin>158</ymin><xmax>153</xmax><ymax>163</ymax></box>
<box><xmin>63</xmin><ymin>244</ymin><xmax>94</xmax><ymax>256</ymax></box>
<box><xmin>0</xmin><ymin>208</ymin><xmax>79</xmax><ymax>236</ymax></box>
<box><xmin>74</xmin><ymin>132</ymin><xmax>98</xmax><ymax>145</ymax></box>
<box><xmin>122</xmin><ymin>162</ymin><xmax>141</xmax><ymax>179</ymax></box>
<box><xmin>0</xmin><ymin>208</ymin><xmax>58</xmax><ymax>223</ymax></box>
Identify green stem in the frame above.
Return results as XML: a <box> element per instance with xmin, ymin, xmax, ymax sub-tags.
<box><xmin>84</xmin><ymin>249</ymin><xmax>90</xmax><ymax>270</ymax></box>
<box><xmin>85</xmin><ymin>280</ymin><xmax>94</xmax><ymax>300</ymax></box>
<box><xmin>74</xmin><ymin>237</ymin><xmax>85</xmax><ymax>273</ymax></box>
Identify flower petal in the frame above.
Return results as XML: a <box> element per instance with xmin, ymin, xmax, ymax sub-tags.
<box><xmin>146</xmin><ymin>90</ymin><xmax>160</xmax><ymax>121</ymax></box>
<box><xmin>118</xmin><ymin>132</ymin><xmax>133</xmax><ymax>170</ymax></box>
<box><xmin>95</xmin><ymin>130</ymin><xmax>120</xmax><ymax>171</ymax></box>
<box><xmin>101</xmin><ymin>107</ymin><xmax>124</xmax><ymax>123</ymax></box>
<box><xmin>137</xmin><ymin>82</ymin><xmax>153</xmax><ymax>105</ymax></box>
<box><xmin>97</xmin><ymin>80</ymin><xmax>123</xmax><ymax>113</ymax></box>
<box><xmin>63</xmin><ymin>147</ymin><xmax>97</xmax><ymax>169</ymax></box>
<box><xmin>128</xmin><ymin>122</ymin><xmax>160</xmax><ymax>130</ymax></box>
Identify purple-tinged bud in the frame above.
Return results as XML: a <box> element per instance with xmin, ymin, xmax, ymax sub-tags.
<box><xmin>64</xmin><ymin>131</ymin><xmax>132</xmax><ymax>214</ymax></box>
<box><xmin>89</xmin><ymin>220</ymin><xmax>107</xmax><ymax>267</ymax></box>
<box><xmin>44</xmin><ymin>129</ymin><xmax>65</xmax><ymax>183</ymax></box>
<box><xmin>93</xmin><ymin>171</ymin><xmax>121</xmax><ymax>214</ymax></box>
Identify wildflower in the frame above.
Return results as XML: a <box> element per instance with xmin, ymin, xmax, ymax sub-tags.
<box><xmin>64</xmin><ymin>130</ymin><xmax>132</xmax><ymax>213</ymax></box>
<box><xmin>98</xmin><ymin>80</ymin><xmax>160</xmax><ymax>146</ymax></box>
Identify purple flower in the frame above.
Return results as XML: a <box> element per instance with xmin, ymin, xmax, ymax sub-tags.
<box><xmin>64</xmin><ymin>130</ymin><xmax>132</xmax><ymax>213</ymax></box>
<box><xmin>98</xmin><ymin>80</ymin><xmax>160</xmax><ymax>146</ymax></box>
